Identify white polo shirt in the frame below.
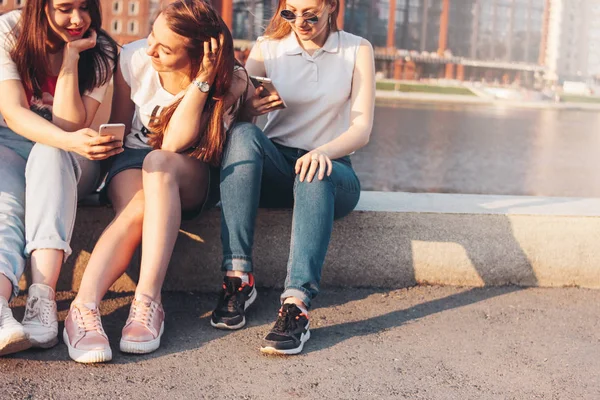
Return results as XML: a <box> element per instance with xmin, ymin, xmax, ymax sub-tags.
<box><xmin>258</xmin><ymin>30</ymin><xmax>363</xmax><ymax>151</ymax></box>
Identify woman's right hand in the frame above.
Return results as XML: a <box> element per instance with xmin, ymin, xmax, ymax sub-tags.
<box><xmin>243</xmin><ymin>86</ymin><xmax>285</xmax><ymax>117</ymax></box>
<box><xmin>67</xmin><ymin>128</ymin><xmax>124</xmax><ymax>160</ymax></box>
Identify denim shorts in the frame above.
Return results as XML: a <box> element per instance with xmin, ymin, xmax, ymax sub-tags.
<box><xmin>103</xmin><ymin>147</ymin><xmax>220</xmax><ymax>220</ymax></box>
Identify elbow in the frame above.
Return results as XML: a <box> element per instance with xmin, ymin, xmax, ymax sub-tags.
<box><xmin>53</xmin><ymin>116</ymin><xmax>87</xmax><ymax>132</ymax></box>
<box><xmin>361</xmin><ymin>132</ymin><xmax>371</xmax><ymax>147</ymax></box>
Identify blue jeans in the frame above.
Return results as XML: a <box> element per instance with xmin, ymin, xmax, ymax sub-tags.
<box><xmin>0</xmin><ymin>126</ymin><xmax>100</xmax><ymax>299</ymax></box>
<box><xmin>220</xmin><ymin>123</ymin><xmax>361</xmax><ymax>308</ymax></box>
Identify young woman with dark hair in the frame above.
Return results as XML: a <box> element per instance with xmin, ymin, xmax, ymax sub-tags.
<box><xmin>63</xmin><ymin>0</ymin><xmax>248</xmax><ymax>363</ymax></box>
<box><xmin>210</xmin><ymin>0</ymin><xmax>375</xmax><ymax>355</ymax></box>
<box><xmin>0</xmin><ymin>0</ymin><xmax>118</xmax><ymax>356</ymax></box>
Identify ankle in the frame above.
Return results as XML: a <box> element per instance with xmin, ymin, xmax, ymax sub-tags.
<box><xmin>225</xmin><ymin>271</ymin><xmax>248</xmax><ymax>278</ymax></box>
<box><xmin>283</xmin><ymin>297</ymin><xmax>308</xmax><ymax>315</ymax></box>
<box><xmin>225</xmin><ymin>271</ymin><xmax>251</xmax><ymax>284</ymax></box>
<box><xmin>134</xmin><ymin>291</ymin><xmax>161</xmax><ymax>304</ymax></box>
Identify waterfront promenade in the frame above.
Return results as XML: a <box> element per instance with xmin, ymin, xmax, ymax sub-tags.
<box><xmin>2</xmin><ymin>94</ymin><xmax>600</xmax><ymax>398</ymax></box>
<box><xmin>2</xmin><ymin>287</ymin><xmax>600</xmax><ymax>399</ymax></box>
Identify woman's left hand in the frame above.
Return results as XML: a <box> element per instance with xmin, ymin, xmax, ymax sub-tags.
<box><xmin>197</xmin><ymin>34</ymin><xmax>224</xmax><ymax>85</ymax></box>
<box><xmin>295</xmin><ymin>150</ymin><xmax>333</xmax><ymax>183</ymax></box>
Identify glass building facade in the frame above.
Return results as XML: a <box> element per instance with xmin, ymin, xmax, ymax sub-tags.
<box><xmin>230</xmin><ymin>0</ymin><xmax>546</xmax><ymax>65</ymax></box>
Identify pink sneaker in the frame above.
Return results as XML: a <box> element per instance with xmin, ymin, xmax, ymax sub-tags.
<box><xmin>63</xmin><ymin>303</ymin><xmax>112</xmax><ymax>363</ymax></box>
<box><xmin>120</xmin><ymin>294</ymin><xmax>164</xmax><ymax>354</ymax></box>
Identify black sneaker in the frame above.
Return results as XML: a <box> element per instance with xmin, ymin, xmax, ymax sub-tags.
<box><xmin>260</xmin><ymin>303</ymin><xmax>310</xmax><ymax>355</ymax></box>
<box><xmin>210</xmin><ymin>275</ymin><xmax>257</xmax><ymax>330</ymax></box>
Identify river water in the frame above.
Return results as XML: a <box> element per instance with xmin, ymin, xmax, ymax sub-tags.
<box><xmin>352</xmin><ymin>101</ymin><xmax>600</xmax><ymax>197</ymax></box>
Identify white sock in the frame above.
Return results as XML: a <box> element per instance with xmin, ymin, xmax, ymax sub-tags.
<box><xmin>226</xmin><ymin>273</ymin><xmax>249</xmax><ymax>284</ymax></box>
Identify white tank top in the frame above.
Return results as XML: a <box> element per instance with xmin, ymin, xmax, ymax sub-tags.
<box><xmin>259</xmin><ymin>30</ymin><xmax>363</xmax><ymax>151</ymax></box>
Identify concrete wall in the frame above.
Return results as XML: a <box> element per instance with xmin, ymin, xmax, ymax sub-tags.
<box><xmin>20</xmin><ymin>191</ymin><xmax>600</xmax><ymax>293</ymax></box>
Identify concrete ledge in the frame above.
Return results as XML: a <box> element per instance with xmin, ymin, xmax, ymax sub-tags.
<box><xmin>23</xmin><ymin>191</ymin><xmax>600</xmax><ymax>293</ymax></box>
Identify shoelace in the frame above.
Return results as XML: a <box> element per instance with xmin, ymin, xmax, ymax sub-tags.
<box><xmin>75</xmin><ymin>305</ymin><xmax>103</xmax><ymax>334</ymax></box>
<box><xmin>218</xmin><ymin>279</ymin><xmax>243</xmax><ymax>312</ymax></box>
<box><xmin>273</xmin><ymin>305</ymin><xmax>306</xmax><ymax>333</ymax></box>
<box><xmin>129</xmin><ymin>299</ymin><xmax>156</xmax><ymax>327</ymax></box>
<box><xmin>25</xmin><ymin>296</ymin><xmax>52</xmax><ymax>325</ymax></box>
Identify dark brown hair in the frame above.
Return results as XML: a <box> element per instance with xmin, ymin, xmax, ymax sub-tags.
<box><xmin>9</xmin><ymin>0</ymin><xmax>117</xmax><ymax>99</ymax></box>
<box><xmin>147</xmin><ymin>0</ymin><xmax>244</xmax><ymax>166</ymax></box>
<box><xmin>264</xmin><ymin>0</ymin><xmax>339</xmax><ymax>40</ymax></box>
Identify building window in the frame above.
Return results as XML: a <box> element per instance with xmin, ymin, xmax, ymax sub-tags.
<box><xmin>128</xmin><ymin>1</ymin><xmax>139</xmax><ymax>16</ymax></box>
<box><xmin>112</xmin><ymin>0</ymin><xmax>122</xmax><ymax>14</ymax></box>
<box><xmin>112</xmin><ymin>19</ymin><xmax>122</xmax><ymax>34</ymax></box>
<box><xmin>127</xmin><ymin>20</ymin><xmax>139</xmax><ymax>35</ymax></box>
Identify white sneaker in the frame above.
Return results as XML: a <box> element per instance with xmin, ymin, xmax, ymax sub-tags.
<box><xmin>0</xmin><ymin>297</ymin><xmax>31</xmax><ymax>356</ymax></box>
<box><xmin>22</xmin><ymin>284</ymin><xmax>58</xmax><ymax>348</ymax></box>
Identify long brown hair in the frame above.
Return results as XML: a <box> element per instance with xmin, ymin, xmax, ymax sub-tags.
<box><xmin>9</xmin><ymin>0</ymin><xmax>117</xmax><ymax>99</ymax></box>
<box><xmin>264</xmin><ymin>0</ymin><xmax>339</xmax><ymax>40</ymax></box>
<box><xmin>148</xmin><ymin>0</ymin><xmax>243</xmax><ymax>166</ymax></box>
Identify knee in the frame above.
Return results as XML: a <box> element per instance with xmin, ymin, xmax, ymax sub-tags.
<box><xmin>142</xmin><ymin>150</ymin><xmax>176</xmax><ymax>176</ymax></box>
<box><xmin>26</xmin><ymin>144</ymin><xmax>71</xmax><ymax>172</ymax></box>
<box><xmin>223</xmin><ymin>123</ymin><xmax>265</xmax><ymax>160</ymax></box>
<box><xmin>294</xmin><ymin>175</ymin><xmax>334</xmax><ymax>199</ymax></box>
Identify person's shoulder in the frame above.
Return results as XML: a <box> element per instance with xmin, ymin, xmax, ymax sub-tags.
<box><xmin>122</xmin><ymin>38</ymin><xmax>147</xmax><ymax>57</ymax></box>
<box><xmin>338</xmin><ymin>30</ymin><xmax>369</xmax><ymax>48</ymax></box>
<box><xmin>122</xmin><ymin>39</ymin><xmax>150</xmax><ymax>68</ymax></box>
<box><xmin>0</xmin><ymin>10</ymin><xmax>22</xmax><ymax>34</ymax></box>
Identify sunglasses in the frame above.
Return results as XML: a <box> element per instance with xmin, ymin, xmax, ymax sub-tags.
<box><xmin>280</xmin><ymin>9</ymin><xmax>320</xmax><ymax>25</ymax></box>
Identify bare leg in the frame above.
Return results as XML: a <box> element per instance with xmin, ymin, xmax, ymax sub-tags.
<box><xmin>30</xmin><ymin>250</ymin><xmax>63</xmax><ymax>289</ymax></box>
<box><xmin>135</xmin><ymin>150</ymin><xmax>208</xmax><ymax>302</ymax></box>
<box><xmin>0</xmin><ymin>276</ymin><xmax>12</xmax><ymax>300</ymax></box>
<box><xmin>74</xmin><ymin>170</ymin><xmax>144</xmax><ymax>305</ymax></box>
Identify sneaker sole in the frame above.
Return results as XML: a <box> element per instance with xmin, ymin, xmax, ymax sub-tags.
<box><xmin>210</xmin><ymin>287</ymin><xmax>257</xmax><ymax>331</ymax></box>
<box><xmin>0</xmin><ymin>330</ymin><xmax>31</xmax><ymax>356</ymax></box>
<box><xmin>28</xmin><ymin>333</ymin><xmax>59</xmax><ymax>349</ymax></box>
<box><xmin>62</xmin><ymin>329</ymin><xmax>112</xmax><ymax>363</ymax></box>
<box><xmin>120</xmin><ymin>321</ymin><xmax>164</xmax><ymax>354</ymax></box>
<box><xmin>260</xmin><ymin>329</ymin><xmax>311</xmax><ymax>356</ymax></box>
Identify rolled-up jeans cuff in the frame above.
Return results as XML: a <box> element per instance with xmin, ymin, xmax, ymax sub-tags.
<box><xmin>281</xmin><ymin>287</ymin><xmax>312</xmax><ymax>309</ymax></box>
<box><xmin>25</xmin><ymin>239</ymin><xmax>72</xmax><ymax>261</ymax></box>
<box><xmin>221</xmin><ymin>256</ymin><xmax>253</xmax><ymax>273</ymax></box>
<box><xmin>0</xmin><ymin>270</ymin><xmax>21</xmax><ymax>301</ymax></box>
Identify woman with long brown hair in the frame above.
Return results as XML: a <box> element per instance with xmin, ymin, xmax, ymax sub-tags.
<box><xmin>210</xmin><ymin>0</ymin><xmax>375</xmax><ymax>355</ymax></box>
<box><xmin>62</xmin><ymin>0</ymin><xmax>247</xmax><ymax>363</ymax></box>
<box><xmin>0</xmin><ymin>0</ymin><xmax>118</xmax><ymax>356</ymax></box>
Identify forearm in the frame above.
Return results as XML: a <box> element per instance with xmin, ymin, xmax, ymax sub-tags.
<box><xmin>52</xmin><ymin>55</ymin><xmax>87</xmax><ymax>131</ymax></box>
<box><xmin>4</xmin><ymin>106</ymin><xmax>73</xmax><ymax>150</ymax></box>
<box><xmin>161</xmin><ymin>84</ymin><xmax>209</xmax><ymax>152</ymax></box>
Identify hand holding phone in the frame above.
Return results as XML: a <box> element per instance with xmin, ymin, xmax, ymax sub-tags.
<box><xmin>249</xmin><ymin>76</ymin><xmax>287</xmax><ymax>110</ymax></box>
<box><xmin>99</xmin><ymin>123</ymin><xmax>126</xmax><ymax>143</ymax></box>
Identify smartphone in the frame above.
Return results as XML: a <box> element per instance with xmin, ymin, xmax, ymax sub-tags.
<box><xmin>249</xmin><ymin>76</ymin><xmax>287</xmax><ymax>109</ymax></box>
<box><xmin>99</xmin><ymin>123</ymin><xmax>126</xmax><ymax>142</ymax></box>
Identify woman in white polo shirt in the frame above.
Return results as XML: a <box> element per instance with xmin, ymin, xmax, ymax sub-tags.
<box><xmin>210</xmin><ymin>0</ymin><xmax>375</xmax><ymax>355</ymax></box>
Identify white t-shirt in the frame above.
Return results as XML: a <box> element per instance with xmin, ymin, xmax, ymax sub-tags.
<box><xmin>0</xmin><ymin>10</ymin><xmax>109</xmax><ymax>128</ymax></box>
<box><xmin>258</xmin><ymin>30</ymin><xmax>363</xmax><ymax>151</ymax></box>
<box><xmin>120</xmin><ymin>39</ymin><xmax>242</xmax><ymax>150</ymax></box>
<box><xmin>119</xmin><ymin>39</ymin><xmax>181</xmax><ymax>149</ymax></box>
